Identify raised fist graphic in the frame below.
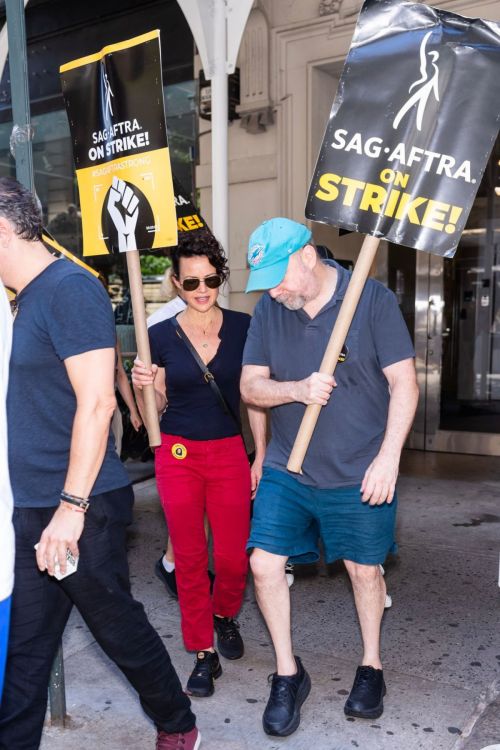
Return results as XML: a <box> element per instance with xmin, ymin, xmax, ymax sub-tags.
<box><xmin>107</xmin><ymin>176</ymin><xmax>139</xmax><ymax>252</ymax></box>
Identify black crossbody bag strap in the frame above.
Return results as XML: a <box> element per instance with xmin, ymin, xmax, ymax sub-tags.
<box><xmin>171</xmin><ymin>317</ymin><xmax>241</xmax><ymax>430</ymax></box>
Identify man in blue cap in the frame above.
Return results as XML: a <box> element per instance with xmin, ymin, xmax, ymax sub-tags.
<box><xmin>241</xmin><ymin>217</ymin><xmax>418</xmax><ymax>736</ymax></box>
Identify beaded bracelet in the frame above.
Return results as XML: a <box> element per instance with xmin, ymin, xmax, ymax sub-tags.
<box><xmin>60</xmin><ymin>500</ymin><xmax>86</xmax><ymax>513</ymax></box>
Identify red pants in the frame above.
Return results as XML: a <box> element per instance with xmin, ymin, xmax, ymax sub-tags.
<box><xmin>155</xmin><ymin>433</ymin><xmax>251</xmax><ymax>651</ymax></box>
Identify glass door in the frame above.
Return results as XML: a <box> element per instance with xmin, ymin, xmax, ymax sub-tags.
<box><xmin>407</xmin><ymin>136</ymin><xmax>500</xmax><ymax>455</ymax></box>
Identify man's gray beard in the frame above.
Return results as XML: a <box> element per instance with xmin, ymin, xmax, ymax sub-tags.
<box><xmin>275</xmin><ymin>293</ymin><xmax>307</xmax><ymax>311</ymax></box>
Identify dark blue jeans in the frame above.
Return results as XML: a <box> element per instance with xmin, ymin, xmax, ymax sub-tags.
<box><xmin>0</xmin><ymin>486</ymin><xmax>195</xmax><ymax>750</ymax></box>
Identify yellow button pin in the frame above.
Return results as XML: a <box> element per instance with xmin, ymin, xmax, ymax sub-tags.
<box><xmin>171</xmin><ymin>443</ymin><xmax>187</xmax><ymax>460</ymax></box>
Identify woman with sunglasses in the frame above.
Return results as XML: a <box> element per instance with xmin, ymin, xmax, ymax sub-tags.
<box><xmin>132</xmin><ymin>231</ymin><xmax>266</xmax><ymax>698</ymax></box>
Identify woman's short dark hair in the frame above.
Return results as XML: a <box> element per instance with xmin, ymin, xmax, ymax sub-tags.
<box><xmin>0</xmin><ymin>177</ymin><xmax>43</xmax><ymax>241</ymax></box>
<box><xmin>170</xmin><ymin>230</ymin><xmax>229</xmax><ymax>282</ymax></box>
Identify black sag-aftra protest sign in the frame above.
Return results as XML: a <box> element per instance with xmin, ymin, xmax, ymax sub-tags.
<box><xmin>173</xmin><ymin>176</ymin><xmax>212</xmax><ymax>238</ymax></box>
<box><xmin>306</xmin><ymin>0</ymin><xmax>500</xmax><ymax>258</ymax></box>
<box><xmin>60</xmin><ymin>31</ymin><xmax>177</xmax><ymax>256</ymax></box>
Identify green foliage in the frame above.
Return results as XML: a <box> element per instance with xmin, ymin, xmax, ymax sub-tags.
<box><xmin>122</xmin><ymin>358</ymin><xmax>134</xmax><ymax>374</ymax></box>
<box><xmin>140</xmin><ymin>254</ymin><xmax>171</xmax><ymax>276</ymax></box>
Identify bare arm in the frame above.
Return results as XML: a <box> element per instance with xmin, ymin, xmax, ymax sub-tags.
<box><xmin>36</xmin><ymin>347</ymin><xmax>118</xmax><ymax>574</ymax></box>
<box><xmin>241</xmin><ymin>364</ymin><xmax>336</xmax><ymax>408</ymax></box>
<box><xmin>115</xmin><ymin>341</ymin><xmax>142</xmax><ymax>430</ymax></box>
<box><xmin>248</xmin><ymin>405</ymin><xmax>267</xmax><ymax>461</ymax></box>
<box><xmin>247</xmin><ymin>405</ymin><xmax>267</xmax><ymax>498</ymax></box>
<box><xmin>361</xmin><ymin>357</ymin><xmax>419</xmax><ymax>505</ymax></box>
<box><xmin>63</xmin><ymin>347</ymin><xmax>118</xmax><ymax>494</ymax></box>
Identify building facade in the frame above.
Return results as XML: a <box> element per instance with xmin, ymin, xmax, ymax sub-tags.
<box><xmin>196</xmin><ymin>0</ymin><xmax>500</xmax><ymax>457</ymax></box>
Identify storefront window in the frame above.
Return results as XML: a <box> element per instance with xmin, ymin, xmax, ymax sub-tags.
<box><xmin>165</xmin><ymin>80</ymin><xmax>197</xmax><ymax>196</ymax></box>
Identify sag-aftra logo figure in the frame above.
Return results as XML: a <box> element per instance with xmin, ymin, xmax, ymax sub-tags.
<box><xmin>393</xmin><ymin>31</ymin><xmax>440</xmax><ymax>131</ymax></box>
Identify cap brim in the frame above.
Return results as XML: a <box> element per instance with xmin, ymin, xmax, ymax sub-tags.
<box><xmin>245</xmin><ymin>256</ymin><xmax>290</xmax><ymax>293</ymax></box>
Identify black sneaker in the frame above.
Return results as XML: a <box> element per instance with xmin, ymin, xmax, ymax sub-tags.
<box><xmin>344</xmin><ymin>665</ymin><xmax>386</xmax><ymax>719</ymax></box>
<box><xmin>213</xmin><ymin>616</ymin><xmax>244</xmax><ymax>660</ymax></box>
<box><xmin>186</xmin><ymin>650</ymin><xmax>222</xmax><ymax>697</ymax></box>
<box><xmin>262</xmin><ymin>656</ymin><xmax>311</xmax><ymax>737</ymax></box>
<box><xmin>154</xmin><ymin>557</ymin><xmax>178</xmax><ymax>599</ymax></box>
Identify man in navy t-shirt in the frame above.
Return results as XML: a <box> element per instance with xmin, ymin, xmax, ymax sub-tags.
<box><xmin>0</xmin><ymin>178</ymin><xmax>199</xmax><ymax>750</ymax></box>
<box><xmin>240</xmin><ymin>218</ymin><xmax>419</xmax><ymax>736</ymax></box>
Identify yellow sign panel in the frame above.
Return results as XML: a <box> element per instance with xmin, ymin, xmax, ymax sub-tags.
<box><xmin>76</xmin><ymin>147</ymin><xmax>177</xmax><ymax>256</ymax></box>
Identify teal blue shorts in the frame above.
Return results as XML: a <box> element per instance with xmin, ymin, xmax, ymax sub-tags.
<box><xmin>247</xmin><ymin>467</ymin><xmax>397</xmax><ymax>565</ymax></box>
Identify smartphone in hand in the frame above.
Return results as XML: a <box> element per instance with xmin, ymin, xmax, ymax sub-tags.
<box><xmin>34</xmin><ymin>544</ymin><xmax>79</xmax><ymax>580</ymax></box>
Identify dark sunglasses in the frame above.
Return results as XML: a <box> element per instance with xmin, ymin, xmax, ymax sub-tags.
<box><xmin>179</xmin><ymin>274</ymin><xmax>222</xmax><ymax>292</ymax></box>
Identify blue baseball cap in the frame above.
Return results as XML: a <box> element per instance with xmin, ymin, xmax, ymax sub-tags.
<box><xmin>245</xmin><ymin>218</ymin><xmax>312</xmax><ymax>293</ymax></box>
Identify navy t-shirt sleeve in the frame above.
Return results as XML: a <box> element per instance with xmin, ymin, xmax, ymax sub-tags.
<box><xmin>47</xmin><ymin>273</ymin><xmax>116</xmax><ymax>361</ymax></box>
<box><xmin>371</xmin><ymin>286</ymin><xmax>415</xmax><ymax>369</ymax></box>
<box><xmin>242</xmin><ymin>297</ymin><xmax>269</xmax><ymax>367</ymax></box>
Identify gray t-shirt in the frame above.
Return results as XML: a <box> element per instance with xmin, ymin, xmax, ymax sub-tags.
<box><xmin>242</xmin><ymin>261</ymin><xmax>415</xmax><ymax>489</ymax></box>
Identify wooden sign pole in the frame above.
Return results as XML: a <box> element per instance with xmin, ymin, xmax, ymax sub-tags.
<box><xmin>287</xmin><ymin>234</ymin><xmax>380</xmax><ymax>474</ymax></box>
<box><xmin>126</xmin><ymin>249</ymin><xmax>161</xmax><ymax>448</ymax></box>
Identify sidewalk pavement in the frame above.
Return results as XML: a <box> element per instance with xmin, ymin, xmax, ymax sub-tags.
<box><xmin>40</xmin><ymin>451</ymin><xmax>500</xmax><ymax>750</ymax></box>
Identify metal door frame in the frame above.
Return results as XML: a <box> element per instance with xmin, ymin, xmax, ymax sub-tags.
<box><xmin>408</xmin><ymin>252</ymin><xmax>500</xmax><ymax>456</ymax></box>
